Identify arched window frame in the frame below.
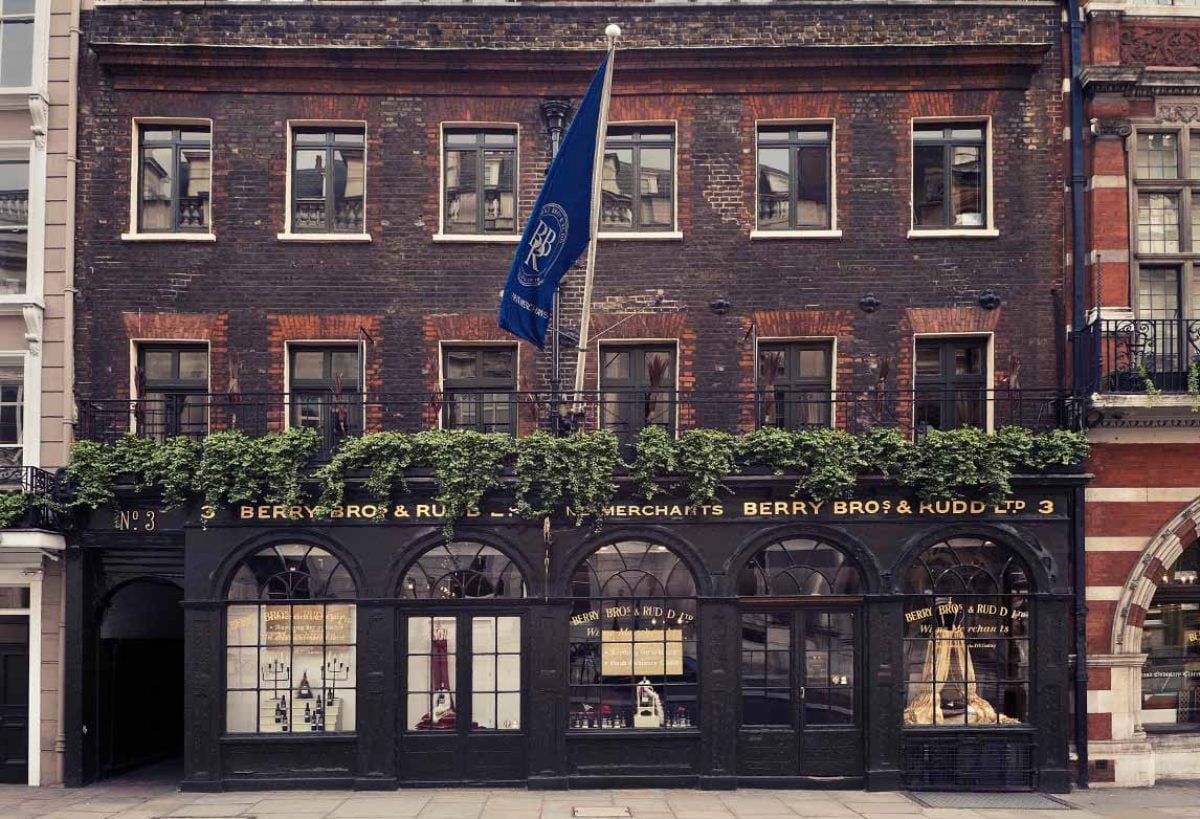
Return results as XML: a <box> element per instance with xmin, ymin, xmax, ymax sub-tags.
<box><xmin>224</xmin><ymin>543</ymin><xmax>357</xmax><ymax>736</ymax></box>
<box><xmin>567</xmin><ymin>540</ymin><xmax>699</xmax><ymax>731</ymax></box>
<box><xmin>901</xmin><ymin>537</ymin><xmax>1032</xmax><ymax>727</ymax></box>
<box><xmin>737</xmin><ymin>537</ymin><xmax>865</xmax><ymax>597</ymax></box>
<box><xmin>398</xmin><ymin>541</ymin><xmax>527</xmax><ymax>600</ymax></box>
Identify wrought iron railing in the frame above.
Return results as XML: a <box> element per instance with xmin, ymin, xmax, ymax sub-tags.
<box><xmin>76</xmin><ymin>388</ymin><xmax>1081</xmax><ymax>448</ymax></box>
<box><xmin>1083</xmin><ymin>318</ymin><xmax>1200</xmax><ymax>394</ymax></box>
<box><xmin>0</xmin><ymin>465</ymin><xmax>67</xmax><ymax>530</ymax></box>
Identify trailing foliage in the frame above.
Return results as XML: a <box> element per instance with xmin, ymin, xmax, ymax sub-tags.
<box><xmin>413</xmin><ymin>430</ymin><xmax>514</xmax><ymax>538</ymax></box>
<box><xmin>61</xmin><ymin>425</ymin><xmax>1091</xmax><ymax>533</ymax></box>
<box><xmin>314</xmin><ymin>432</ymin><xmax>415</xmax><ymax>519</ymax></box>
<box><xmin>0</xmin><ymin>491</ymin><xmax>29</xmax><ymax>528</ymax></box>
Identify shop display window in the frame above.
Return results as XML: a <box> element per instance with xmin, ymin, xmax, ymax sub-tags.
<box><xmin>902</xmin><ymin>537</ymin><xmax>1030</xmax><ymax>726</ymax></box>
<box><xmin>568</xmin><ymin>540</ymin><xmax>698</xmax><ymax>730</ymax></box>
<box><xmin>399</xmin><ymin>541</ymin><xmax>526</xmax><ymax>600</ymax></box>
<box><xmin>1141</xmin><ymin>538</ymin><xmax>1200</xmax><ymax>730</ymax></box>
<box><xmin>225</xmin><ymin>544</ymin><xmax>356</xmax><ymax>734</ymax></box>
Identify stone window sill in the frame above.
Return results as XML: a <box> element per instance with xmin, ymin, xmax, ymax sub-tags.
<box><xmin>432</xmin><ymin>233</ymin><xmax>520</xmax><ymax>244</ymax></box>
<box><xmin>276</xmin><ymin>233</ymin><xmax>373</xmax><ymax>243</ymax></box>
<box><xmin>750</xmin><ymin>229</ymin><xmax>842</xmax><ymax>240</ymax></box>
<box><xmin>122</xmin><ymin>232</ymin><xmax>217</xmax><ymax>242</ymax></box>
<box><xmin>908</xmin><ymin>228</ymin><xmax>1000</xmax><ymax>239</ymax></box>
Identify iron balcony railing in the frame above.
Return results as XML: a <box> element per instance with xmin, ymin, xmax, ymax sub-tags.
<box><xmin>1083</xmin><ymin>318</ymin><xmax>1200</xmax><ymax>394</ymax></box>
<box><xmin>76</xmin><ymin>388</ymin><xmax>1081</xmax><ymax>448</ymax></box>
<box><xmin>0</xmin><ymin>465</ymin><xmax>67</xmax><ymax>530</ymax></box>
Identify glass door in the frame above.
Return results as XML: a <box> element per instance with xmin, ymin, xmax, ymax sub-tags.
<box><xmin>401</xmin><ymin>613</ymin><xmax>524</xmax><ymax>783</ymax></box>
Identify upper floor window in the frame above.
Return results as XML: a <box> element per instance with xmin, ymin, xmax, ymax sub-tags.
<box><xmin>0</xmin><ymin>362</ymin><xmax>22</xmax><ymax>467</ymax></box>
<box><xmin>290</xmin><ymin>127</ymin><xmax>365</xmax><ymax>234</ymax></box>
<box><xmin>601</xmin><ymin>126</ymin><xmax>675</xmax><ymax>233</ymax></box>
<box><xmin>137</xmin><ymin>126</ymin><xmax>212</xmax><ymax>234</ymax></box>
<box><xmin>913</xmin><ymin>338</ymin><xmax>988</xmax><ymax>432</ymax></box>
<box><xmin>912</xmin><ymin>123</ymin><xmax>988</xmax><ymax>230</ymax></box>
<box><xmin>600</xmin><ymin>344</ymin><xmax>676</xmax><ymax>443</ymax></box>
<box><xmin>136</xmin><ymin>343</ymin><xmax>209</xmax><ymax>440</ymax></box>
<box><xmin>288</xmin><ymin>345</ymin><xmax>362</xmax><ymax>446</ymax></box>
<box><xmin>756</xmin><ymin>125</ymin><xmax>832</xmax><ymax>231</ymax></box>
<box><xmin>0</xmin><ymin>148</ymin><xmax>29</xmax><ymax>295</ymax></box>
<box><xmin>441</xmin><ymin>346</ymin><xmax>516</xmax><ymax>435</ymax></box>
<box><xmin>757</xmin><ymin>341</ymin><xmax>833</xmax><ymax>430</ymax></box>
<box><xmin>0</xmin><ymin>0</ymin><xmax>33</xmax><ymax>89</ymax></box>
<box><xmin>442</xmin><ymin>129</ymin><xmax>517</xmax><ymax>235</ymax></box>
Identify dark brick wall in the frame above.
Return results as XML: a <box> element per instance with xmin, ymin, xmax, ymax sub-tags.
<box><xmin>74</xmin><ymin>3</ymin><xmax>1067</xmax><ymax>422</ymax></box>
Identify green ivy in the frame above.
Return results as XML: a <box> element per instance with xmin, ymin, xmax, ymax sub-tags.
<box><xmin>628</xmin><ymin>426</ymin><xmax>678</xmax><ymax>500</ymax></box>
<box><xmin>675</xmin><ymin>429</ymin><xmax>738</xmax><ymax>506</ymax></box>
<box><xmin>0</xmin><ymin>491</ymin><xmax>29</xmax><ymax>528</ymax></box>
<box><xmin>514</xmin><ymin>430</ymin><xmax>620</xmax><ymax>526</ymax></box>
<box><xmin>314</xmin><ymin>432</ymin><xmax>414</xmax><ymax>519</ymax></box>
<box><xmin>413</xmin><ymin>430</ymin><xmax>514</xmax><ymax>538</ymax></box>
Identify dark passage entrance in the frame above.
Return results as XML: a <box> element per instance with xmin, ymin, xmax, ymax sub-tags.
<box><xmin>97</xmin><ymin>580</ymin><xmax>184</xmax><ymax>777</ymax></box>
<box><xmin>0</xmin><ymin>616</ymin><xmax>29</xmax><ymax>785</ymax></box>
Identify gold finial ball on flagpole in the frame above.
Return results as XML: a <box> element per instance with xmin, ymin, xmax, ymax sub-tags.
<box><xmin>605</xmin><ymin>23</ymin><xmax>622</xmax><ymax>40</ymax></box>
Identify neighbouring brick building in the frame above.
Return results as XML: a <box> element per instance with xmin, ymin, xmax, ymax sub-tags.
<box><xmin>1076</xmin><ymin>0</ymin><xmax>1200</xmax><ymax>788</ymax></box>
<box><xmin>65</xmin><ymin>0</ymin><xmax>1086</xmax><ymax>793</ymax></box>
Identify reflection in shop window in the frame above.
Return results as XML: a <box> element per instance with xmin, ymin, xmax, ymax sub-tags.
<box><xmin>225</xmin><ymin>544</ymin><xmax>357</xmax><ymax>734</ymax></box>
<box><xmin>1142</xmin><ymin>538</ymin><xmax>1200</xmax><ymax>730</ymax></box>
<box><xmin>902</xmin><ymin>538</ymin><xmax>1030</xmax><ymax>726</ymax></box>
<box><xmin>569</xmin><ymin>541</ymin><xmax>698</xmax><ymax>730</ymax></box>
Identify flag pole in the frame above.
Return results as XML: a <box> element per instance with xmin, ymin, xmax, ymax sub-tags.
<box><xmin>571</xmin><ymin>23</ymin><xmax>620</xmax><ymax>421</ymax></box>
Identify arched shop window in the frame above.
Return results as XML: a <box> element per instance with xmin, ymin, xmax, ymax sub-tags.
<box><xmin>225</xmin><ymin>544</ymin><xmax>356</xmax><ymax>734</ymax></box>
<box><xmin>399</xmin><ymin>541</ymin><xmax>526</xmax><ymax>600</ymax></box>
<box><xmin>1141</xmin><ymin>537</ymin><xmax>1200</xmax><ymax>730</ymax></box>
<box><xmin>902</xmin><ymin>537</ymin><xmax>1030</xmax><ymax>726</ymax></box>
<box><xmin>568</xmin><ymin>540</ymin><xmax>698</xmax><ymax>730</ymax></box>
<box><xmin>401</xmin><ymin>543</ymin><xmax>526</xmax><ymax>733</ymax></box>
<box><xmin>738</xmin><ymin>539</ymin><xmax>863</xmax><ymax>728</ymax></box>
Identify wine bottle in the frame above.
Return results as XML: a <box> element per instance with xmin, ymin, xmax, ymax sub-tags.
<box><xmin>304</xmin><ymin>703</ymin><xmax>312</xmax><ymax>724</ymax></box>
<box><xmin>298</xmin><ymin>671</ymin><xmax>313</xmax><ymax>699</ymax></box>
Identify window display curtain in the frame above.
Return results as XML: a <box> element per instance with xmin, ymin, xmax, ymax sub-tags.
<box><xmin>904</xmin><ymin>626</ymin><xmax>1019</xmax><ymax>725</ymax></box>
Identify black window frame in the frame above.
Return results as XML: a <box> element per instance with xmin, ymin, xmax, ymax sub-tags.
<box><xmin>755</xmin><ymin>125</ymin><xmax>833</xmax><ymax>231</ymax></box>
<box><xmin>136</xmin><ymin>125</ymin><xmax>212</xmax><ymax>234</ymax></box>
<box><xmin>912</xmin><ymin>122</ymin><xmax>989</xmax><ymax>230</ymax></box>
<box><xmin>913</xmin><ymin>337</ymin><xmax>988</xmax><ymax>432</ymax></box>
<box><xmin>756</xmin><ymin>340</ymin><xmax>834</xmax><ymax>430</ymax></box>
<box><xmin>441</xmin><ymin>128</ymin><xmax>518</xmax><ymax>235</ymax></box>
<box><xmin>135</xmin><ymin>342</ymin><xmax>210</xmax><ymax>440</ymax></box>
<box><xmin>599</xmin><ymin>344</ymin><xmax>677</xmax><ymax>443</ymax></box>
<box><xmin>601</xmin><ymin>126</ymin><xmax>676</xmax><ymax>233</ymax></box>
<box><xmin>287</xmin><ymin>343</ymin><xmax>363</xmax><ymax>446</ymax></box>
<box><xmin>440</xmin><ymin>345</ymin><xmax>518</xmax><ymax>435</ymax></box>
<box><xmin>289</xmin><ymin>126</ymin><xmax>366</xmax><ymax>234</ymax></box>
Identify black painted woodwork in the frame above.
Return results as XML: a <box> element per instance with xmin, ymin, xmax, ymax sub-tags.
<box><xmin>0</xmin><ymin>617</ymin><xmax>29</xmax><ymax>785</ymax></box>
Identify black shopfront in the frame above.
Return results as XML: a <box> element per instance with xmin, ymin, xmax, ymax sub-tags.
<box><xmin>64</xmin><ymin>477</ymin><xmax>1083</xmax><ymax>793</ymax></box>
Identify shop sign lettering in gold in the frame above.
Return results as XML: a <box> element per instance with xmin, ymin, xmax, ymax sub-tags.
<box><xmin>601</xmin><ymin>629</ymin><xmax>684</xmax><ymax>676</ymax></box>
<box><xmin>236</xmin><ymin>503</ymin><xmax>514</xmax><ymax>521</ymax></box>
<box><xmin>742</xmin><ymin>498</ymin><xmax>1056</xmax><ymax>517</ymax></box>
<box><xmin>264</xmin><ymin>604</ymin><xmax>353</xmax><ymax>644</ymax></box>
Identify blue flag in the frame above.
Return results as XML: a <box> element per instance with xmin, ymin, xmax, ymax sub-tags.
<box><xmin>499</xmin><ymin>55</ymin><xmax>609</xmax><ymax>349</ymax></box>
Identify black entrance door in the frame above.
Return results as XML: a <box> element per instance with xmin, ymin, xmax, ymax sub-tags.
<box><xmin>0</xmin><ymin>616</ymin><xmax>29</xmax><ymax>785</ymax></box>
<box><xmin>738</xmin><ymin>606</ymin><xmax>863</xmax><ymax>781</ymax></box>
<box><xmin>400</xmin><ymin>613</ymin><xmax>525</xmax><ymax>784</ymax></box>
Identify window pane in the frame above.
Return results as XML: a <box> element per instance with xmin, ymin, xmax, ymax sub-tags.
<box><xmin>294</xmin><ymin>131</ymin><xmax>327</xmax><ymax>145</ymax></box>
<box><xmin>291</xmin><ymin>351</ymin><xmax>325</xmax><ymax>381</ymax></box>
<box><xmin>912</xmin><ymin>126</ymin><xmax>944</xmax><ymax>142</ymax></box>
<box><xmin>0</xmin><ymin>225</ymin><xmax>26</xmax><ymax>295</ymax></box>
<box><xmin>330</xmin><ymin>350</ymin><xmax>359</xmax><ymax>385</ymax></box>
<box><xmin>601</xmin><ymin>147</ymin><xmax>635</xmax><ymax>229</ymax></box>
<box><xmin>445</xmin><ymin>132</ymin><xmax>476</xmax><ymax>148</ymax></box>
<box><xmin>757</xmin><ymin>146</ymin><xmax>791</xmax><ymax>230</ymax></box>
<box><xmin>1193</xmin><ymin>194</ymin><xmax>1199</xmax><ymax>253</ymax></box>
<box><xmin>1139</xmin><ymin>268</ymin><xmax>1180</xmax><ymax>321</ymax></box>
<box><xmin>178</xmin><ymin>351</ymin><xmax>209</xmax><ymax>383</ymax></box>
<box><xmin>1142</xmin><ymin>601</ymin><xmax>1200</xmax><ymax>728</ymax></box>
<box><xmin>445</xmin><ymin>350</ymin><xmax>477</xmax><ymax>380</ymax></box>
<box><xmin>601</xmin><ymin>350</ymin><xmax>629</xmax><ymax>382</ymax></box>
<box><xmin>331</xmin><ymin>147</ymin><xmax>364</xmax><ymax>232</ymax></box>
<box><xmin>758</xmin><ymin>128</ymin><xmax>789</xmax><ymax>142</ymax></box>
<box><xmin>954</xmin><ymin>345</ymin><xmax>982</xmax><ymax>376</ymax></box>
<box><xmin>796</xmin><ymin>146</ymin><xmax>829</xmax><ymax>229</ymax></box>
<box><xmin>1191</xmin><ymin>135</ymin><xmax>1200</xmax><ymax>179</ymax></box>
<box><xmin>0</xmin><ymin>19</ymin><xmax>33</xmax><ymax>88</ymax></box>
<box><xmin>916</xmin><ymin>344</ymin><xmax>942</xmax><ymax>377</ymax></box>
<box><xmin>484</xmin><ymin>132</ymin><xmax>516</xmax><ymax>147</ymax></box>
<box><xmin>334</xmin><ymin>131</ymin><xmax>364</xmax><ymax>146</ymax></box>
<box><xmin>142</xmin><ymin>351</ymin><xmax>174</xmax><ymax>382</ymax></box>
<box><xmin>950</xmin><ymin>146</ymin><xmax>983</xmax><ymax>227</ymax></box>
<box><xmin>1137</xmin><ymin>133</ymin><xmax>1179</xmax><ymax>180</ymax></box>
<box><xmin>481</xmin><ymin>348</ymin><xmax>514</xmax><ymax>379</ymax></box>
<box><xmin>797</xmin><ymin>347</ymin><xmax>830</xmax><ymax>379</ymax></box>
<box><xmin>644</xmin><ymin>350</ymin><xmax>675</xmax><ymax>385</ymax></box>
<box><xmin>914</xmin><ymin>145</ymin><xmax>946</xmax><ymax>227</ymax></box>
<box><xmin>482</xmin><ymin>150</ymin><xmax>515</xmax><ymax>233</ymax></box>
<box><xmin>444</xmin><ymin>150</ymin><xmax>477</xmax><ymax>234</ymax></box>
<box><xmin>178</xmin><ymin>145</ymin><xmax>211</xmax><ymax>230</ymax></box>
<box><xmin>758</xmin><ymin>348</ymin><xmax>786</xmax><ymax>383</ymax></box>
<box><xmin>140</xmin><ymin>148</ymin><xmax>174</xmax><ymax>231</ymax></box>
<box><xmin>1138</xmin><ymin>193</ymin><xmax>1181</xmax><ymax>254</ymax></box>
<box><xmin>638</xmin><ymin>147</ymin><xmax>673</xmax><ymax>229</ymax></box>
<box><xmin>293</xmin><ymin>149</ymin><xmax>328</xmax><ymax>231</ymax></box>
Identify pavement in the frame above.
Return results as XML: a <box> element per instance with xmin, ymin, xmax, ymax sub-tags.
<box><xmin>2</xmin><ymin>775</ymin><xmax>1200</xmax><ymax>819</ymax></box>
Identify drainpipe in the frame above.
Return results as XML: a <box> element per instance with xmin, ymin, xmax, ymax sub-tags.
<box><xmin>1066</xmin><ymin>0</ymin><xmax>1090</xmax><ymax>790</ymax></box>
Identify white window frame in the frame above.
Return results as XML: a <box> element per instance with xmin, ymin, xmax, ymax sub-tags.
<box><xmin>0</xmin><ymin>568</ymin><xmax>44</xmax><ymax>787</ymax></box>
<box><xmin>753</xmin><ymin>335</ymin><xmax>839</xmax><ymax>429</ymax></box>
<box><xmin>0</xmin><ymin>140</ymin><xmax>43</xmax><ymax>305</ymax></box>
<box><xmin>0</xmin><ymin>350</ymin><xmax>36</xmax><ymax>467</ymax></box>
<box><xmin>123</xmin><ymin>118</ymin><xmax>216</xmax><ymax>242</ymax></box>
<box><xmin>908</xmin><ymin>116</ymin><xmax>998</xmax><ymax>239</ymax></box>
<box><xmin>0</xmin><ymin>0</ymin><xmax>49</xmax><ymax>100</ymax></box>
<box><xmin>598</xmin><ymin>120</ymin><xmax>683</xmax><ymax>241</ymax></box>
<box><xmin>750</xmin><ymin>119</ymin><xmax>842</xmax><ymax>239</ymax></box>
<box><xmin>278</xmin><ymin>120</ymin><xmax>372</xmax><ymax>243</ymax></box>
<box><xmin>127</xmin><ymin>339</ymin><xmax>212</xmax><ymax>437</ymax></box>
<box><xmin>434</xmin><ymin>122</ymin><xmax>522</xmax><ymax>243</ymax></box>
<box><xmin>911</xmin><ymin>332</ymin><xmax>996</xmax><ymax>432</ymax></box>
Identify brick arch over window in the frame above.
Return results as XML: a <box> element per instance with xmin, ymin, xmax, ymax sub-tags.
<box><xmin>1112</xmin><ymin>497</ymin><xmax>1200</xmax><ymax>654</ymax></box>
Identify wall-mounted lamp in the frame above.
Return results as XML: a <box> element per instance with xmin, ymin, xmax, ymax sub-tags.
<box><xmin>709</xmin><ymin>297</ymin><xmax>731</xmax><ymax>316</ymax></box>
<box><xmin>859</xmin><ymin>294</ymin><xmax>881</xmax><ymax>314</ymax></box>
<box><xmin>978</xmin><ymin>289</ymin><xmax>1001</xmax><ymax>310</ymax></box>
